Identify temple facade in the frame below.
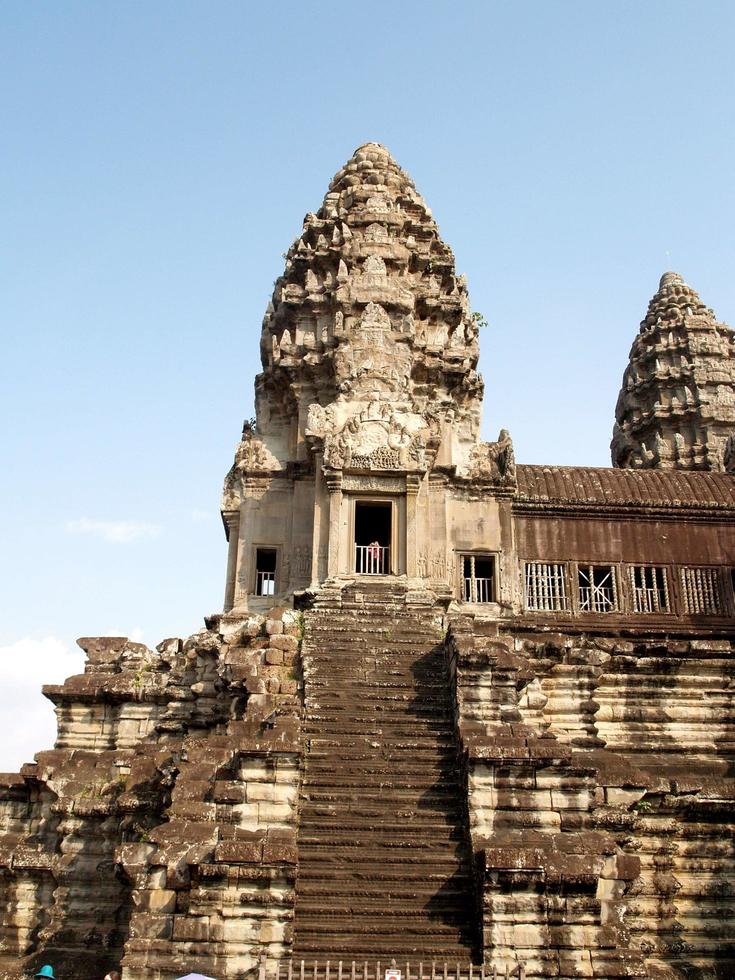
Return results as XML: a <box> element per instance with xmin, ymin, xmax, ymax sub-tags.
<box><xmin>0</xmin><ymin>145</ymin><xmax>734</xmax><ymax>980</ymax></box>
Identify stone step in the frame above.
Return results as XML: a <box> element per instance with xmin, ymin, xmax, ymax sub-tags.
<box><xmin>306</xmin><ymin>732</ymin><xmax>456</xmax><ymax>747</ymax></box>
<box><xmin>292</xmin><ymin>911</ymin><xmax>472</xmax><ymax>932</ymax></box>
<box><xmin>297</xmin><ymin>824</ymin><xmax>465</xmax><ymax>843</ymax></box>
<box><xmin>296</xmin><ymin>865</ymin><xmax>471</xmax><ymax>883</ymax></box>
<box><xmin>305</xmin><ymin>749</ymin><xmax>458</xmax><ymax>765</ymax></box>
<box><xmin>291</xmin><ymin>919</ymin><xmax>473</xmax><ymax>941</ymax></box>
<box><xmin>304</xmin><ymin>672</ymin><xmax>450</xmax><ymax>685</ymax></box>
<box><xmin>304</xmin><ymin>697</ymin><xmax>453</xmax><ymax>709</ymax></box>
<box><xmin>303</xmin><ymin>788</ymin><xmax>462</xmax><ymax>806</ymax></box>
<box><xmin>301</xmin><ymin>803</ymin><xmax>462</xmax><ymax>821</ymax></box>
<box><xmin>296</xmin><ymin>846</ymin><xmax>472</xmax><ymax>865</ymax></box>
<box><xmin>301</xmin><ymin>771</ymin><xmax>462</xmax><ymax>790</ymax></box>
<box><xmin>296</xmin><ymin>879</ymin><xmax>473</xmax><ymax>900</ymax></box>
<box><xmin>290</xmin><ymin>945</ymin><xmax>477</xmax><ymax>962</ymax></box>
<box><xmin>304</xmin><ymin>760</ymin><xmax>461</xmax><ymax>777</ymax></box>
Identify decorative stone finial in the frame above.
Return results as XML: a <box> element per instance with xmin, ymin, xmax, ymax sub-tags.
<box><xmin>659</xmin><ymin>271</ymin><xmax>684</xmax><ymax>289</ymax></box>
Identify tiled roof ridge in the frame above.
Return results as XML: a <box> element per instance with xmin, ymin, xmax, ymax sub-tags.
<box><xmin>516</xmin><ymin>462</ymin><xmax>735</xmax><ymax>508</ymax></box>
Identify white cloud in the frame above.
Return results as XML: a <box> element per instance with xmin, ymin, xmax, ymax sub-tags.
<box><xmin>0</xmin><ymin>637</ymin><xmax>86</xmax><ymax>772</ymax></box>
<box><xmin>65</xmin><ymin>518</ymin><xmax>162</xmax><ymax>543</ymax></box>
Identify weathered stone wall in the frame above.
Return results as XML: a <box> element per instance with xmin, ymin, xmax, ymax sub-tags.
<box><xmin>0</xmin><ymin>608</ymin><xmax>304</xmax><ymax>980</ymax></box>
<box><xmin>447</xmin><ymin>616</ymin><xmax>735</xmax><ymax>980</ymax></box>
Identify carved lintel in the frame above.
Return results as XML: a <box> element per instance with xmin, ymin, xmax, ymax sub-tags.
<box><xmin>342</xmin><ymin>475</ymin><xmax>404</xmax><ymax>493</ymax></box>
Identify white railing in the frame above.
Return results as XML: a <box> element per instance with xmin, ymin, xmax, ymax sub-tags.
<box><xmin>355</xmin><ymin>544</ymin><xmax>390</xmax><ymax>575</ymax></box>
<box><xmin>265</xmin><ymin>959</ymin><xmax>525</xmax><ymax>980</ymax></box>
<box><xmin>463</xmin><ymin>577</ymin><xmax>493</xmax><ymax>603</ymax></box>
<box><xmin>632</xmin><ymin>585</ymin><xmax>667</xmax><ymax>613</ymax></box>
<box><xmin>256</xmin><ymin>570</ymin><xmax>276</xmax><ymax>596</ymax></box>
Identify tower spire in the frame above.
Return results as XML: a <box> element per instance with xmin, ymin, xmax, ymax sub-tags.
<box><xmin>611</xmin><ymin>271</ymin><xmax>735</xmax><ymax>470</ymax></box>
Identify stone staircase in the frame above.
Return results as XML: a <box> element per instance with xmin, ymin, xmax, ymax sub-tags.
<box><xmin>292</xmin><ymin>581</ymin><xmax>478</xmax><ymax>962</ymax></box>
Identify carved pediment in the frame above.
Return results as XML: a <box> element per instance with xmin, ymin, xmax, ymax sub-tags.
<box><xmin>232</xmin><ymin>432</ymin><xmax>283</xmax><ymax>474</ymax></box>
<box><xmin>322</xmin><ymin>400</ymin><xmax>430</xmax><ymax>473</ymax></box>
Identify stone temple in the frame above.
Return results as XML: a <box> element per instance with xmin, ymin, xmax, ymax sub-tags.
<box><xmin>1</xmin><ymin>143</ymin><xmax>734</xmax><ymax>980</ymax></box>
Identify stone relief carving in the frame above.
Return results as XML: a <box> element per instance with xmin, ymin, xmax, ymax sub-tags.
<box><xmin>293</xmin><ymin>546</ymin><xmax>312</xmax><ymax>577</ymax></box>
<box><xmin>321</xmin><ymin>395</ymin><xmax>431</xmax><ymax>472</ymax></box>
<box><xmin>366</xmin><ymin>194</ymin><xmax>391</xmax><ymax>213</ymax></box>
<box><xmin>467</xmin><ymin>429</ymin><xmax>516</xmax><ymax>485</ymax></box>
<box><xmin>342</xmin><ymin>475</ymin><xmax>404</xmax><ymax>493</ymax></box>
<box><xmin>233</xmin><ymin>428</ymin><xmax>283</xmax><ymax>473</ymax></box>
<box><xmin>365</xmin><ymin>222</ymin><xmax>389</xmax><ymax>243</ymax></box>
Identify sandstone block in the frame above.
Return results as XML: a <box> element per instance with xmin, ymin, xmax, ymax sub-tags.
<box><xmin>270</xmin><ymin>634</ymin><xmax>298</xmax><ymax>653</ymax></box>
<box><xmin>171</xmin><ymin>914</ymin><xmax>210</xmax><ymax>941</ymax></box>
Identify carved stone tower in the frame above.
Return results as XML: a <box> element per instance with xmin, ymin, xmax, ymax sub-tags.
<box><xmin>221</xmin><ymin>143</ymin><xmax>510</xmax><ymax>611</ymax></box>
<box><xmin>612</xmin><ymin>271</ymin><xmax>735</xmax><ymax>470</ymax></box>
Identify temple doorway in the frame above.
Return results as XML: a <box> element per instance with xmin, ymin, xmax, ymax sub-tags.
<box><xmin>354</xmin><ymin>500</ymin><xmax>392</xmax><ymax>575</ymax></box>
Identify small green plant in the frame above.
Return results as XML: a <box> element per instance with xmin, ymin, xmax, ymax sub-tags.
<box><xmin>472</xmin><ymin>311</ymin><xmax>489</xmax><ymax>330</ymax></box>
<box><xmin>634</xmin><ymin>799</ymin><xmax>653</xmax><ymax>813</ymax></box>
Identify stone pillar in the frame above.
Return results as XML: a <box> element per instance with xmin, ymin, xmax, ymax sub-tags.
<box><xmin>234</xmin><ymin>482</ymin><xmax>266</xmax><ymax>607</ymax></box>
<box><xmin>223</xmin><ymin>511</ymin><xmax>240</xmax><ymax>612</ymax></box>
<box><xmin>310</xmin><ymin>454</ymin><xmax>325</xmax><ymax>589</ymax></box>
<box><xmin>325</xmin><ymin>471</ymin><xmax>343</xmax><ymax>578</ymax></box>
<box><xmin>405</xmin><ymin>474</ymin><xmax>421</xmax><ymax>578</ymax></box>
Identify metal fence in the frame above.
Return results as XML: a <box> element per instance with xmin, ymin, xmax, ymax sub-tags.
<box><xmin>262</xmin><ymin>959</ymin><xmax>525</xmax><ymax>980</ymax></box>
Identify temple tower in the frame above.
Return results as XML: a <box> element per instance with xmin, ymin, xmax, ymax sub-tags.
<box><xmin>612</xmin><ymin>271</ymin><xmax>735</xmax><ymax>470</ymax></box>
<box><xmin>221</xmin><ymin>143</ymin><xmax>506</xmax><ymax>611</ymax></box>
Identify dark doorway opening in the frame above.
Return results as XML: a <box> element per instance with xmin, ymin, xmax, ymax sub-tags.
<box><xmin>354</xmin><ymin>501</ymin><xmax>392</xmax><ymax>575</ymax></box>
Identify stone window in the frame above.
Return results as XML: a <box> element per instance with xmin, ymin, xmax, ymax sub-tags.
<box><xmin>524</xmin><ymin>562</ymin><xmax>569</xmax><ymax>611</ymax></box>
<box><xmin>629</xmin><ymin>565</ymin><xmax>670</xmax><ymax>613</ymax></box>
<box><xmin>461</xmin><ymin>554</ymin><xmax>495</xmax><ymax>603</ymax></box>
<box><xmin>680</xmin><ymin>566</ymin><xmax>723</xmax><ymax>614</ymax></box>
<box><xmin>255</xmin><ymin>548</ymin><xmax>277</xmax><ymax>596</ymax></box>
<box><xmin>577</xmin><ymin>565</ymin><xmax>618</xmax><ymax>613</ymax></box>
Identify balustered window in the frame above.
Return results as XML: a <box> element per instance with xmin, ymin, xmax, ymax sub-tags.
<box><xmin>629</xmin><ymin>565</ymin><xmax>670</xmax><ymax>613</ymax></box>
<box><xmin>680</xmin><ymin>566</ymin><xmax>723</xmax><ymax>614</ymax></box>
<box><xmin>255</xmin><ymin>548</ymin><xmax>277</xmax><ymax>596</ymax></box>
<box><xmin>577</xmin><ymin>565</ymin><xmax>618</xmax><ymax>613</ymax></box>
<box><xmin>461</xmin><ymin>554</ymin><xmax>495</xmax><ymax>603</ymax></box>
<box><xmin>524</xmin><ymin>562</ymin><xmax>569</xmax><ymax>611</ymax></box>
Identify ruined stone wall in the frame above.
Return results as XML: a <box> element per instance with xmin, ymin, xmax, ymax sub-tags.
<box><xmin>0</xmin><ymin>608</ymin><xmax>304</xmax><ymax>980</ymax></box>
<box><xmin>447</xmin><ymin>616</ymin><xmax>735</xmax><ymax>980</ymax></box>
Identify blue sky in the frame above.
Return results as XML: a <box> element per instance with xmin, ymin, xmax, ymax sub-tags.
<box><xmin>1</xmin><ymin>1</ymin><xmax>734</xmax><ymax>767</ymax></box>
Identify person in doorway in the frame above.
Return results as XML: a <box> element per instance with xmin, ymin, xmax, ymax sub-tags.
<box><xmin>368</xmin><ymin>540</ymin><xmax>380</xmax><ymax>570</ymax></box>
<box><xmin>103</xmin><ymin>972</ymin><xmax>121</xmax><ymax>980</ymax></box>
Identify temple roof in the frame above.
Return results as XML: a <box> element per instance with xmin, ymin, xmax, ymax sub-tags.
<box><xmin>516</xmin><ymin>463</ymin><xmax>735</xmax><ymax>510</ymax></box>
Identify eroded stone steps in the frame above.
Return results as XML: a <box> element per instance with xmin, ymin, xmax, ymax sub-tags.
<box><xmin>294</xmin><ymin>592</ymin><xmax>475</xmax><ymax>961</ymax></box>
